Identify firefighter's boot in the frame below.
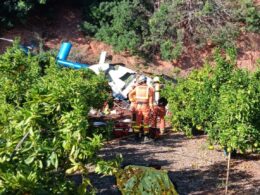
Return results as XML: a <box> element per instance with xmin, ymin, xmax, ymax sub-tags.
<box><xmin>132</xmin><ymin>124</ymin><xmax>141</xmax><ymax>142</ymax></box>
<box><xmin>143</xmin><ymin>135</ymin><xmax>152</xmax><ymax>143</ymax></box>
<box><xmin>142</xmin><ymin>131</ymin><xmax>152</xmax><ymax>143</ymax></box>
<box><xmin>134</xmin><ymin>132</ymin><xmax>142</xmax><ymax>142</ymax></box>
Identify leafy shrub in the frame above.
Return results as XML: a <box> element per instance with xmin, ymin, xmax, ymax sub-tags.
<box><xmin>82</xmin><ymin>0</ymin><xmax>259</xmax><ymax>60</ymax></box>
<box><xmin>142</xmin><ymin>3</ymin><xmax>179</xmax><ymax>57</ymax></box>
<box><xmin>0</xmin><ymin>42</ymin><xmax>116</xmax><ymax>194</ymax></box>
<box><xmin>163</xmin><ymin>48</ymin><xmax>260</xmax><ymax>152</ymax></box>
<box><xmin>160</xmin><ymin>40</ymin><xmax>183</xmax><ymax>60</ymax></box>
<box><xmin>214</xmin><ymin>69</ymin><xmax>260</xmax><ymax>152</ymax></box>
<box><xmin>0</xmin><ymin>40</ymin><xmax>40</xmax><ymax>106</ymax></box>
<box><xmin>0</xmin><ymin>0</ymin><xmax>48</xmax><ymax>28</ymax></box>
<box><xmin>82</xmin><ymin>0</ymin><xmax>149</xmax><ymax>53</ymax></box>
<box><xmin>116</xmin><ymin>165</ymin><xmax>178</xmax><ymax>195</ymax></box>
<box><xmin>210</xmin><ymin>23</ymin><xmax>239</xmax><ymax>49</ymax></box>
<box><xmin>233</xmin><ymin>0</ymin><xmax>260</xmax><ymax>32</ymax></box>
<box><xmin>162</xmin><ymin>64</ymin><xmax>216</xmax><ymax>136</ymax></box>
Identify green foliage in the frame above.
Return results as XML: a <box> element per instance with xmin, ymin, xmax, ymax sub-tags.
<box><xmin>0</xmin><ymin>40</ymin><xmax>40</xmax><ymax>106</ymax></box>
<box><xmin>210</xmin><ymin>23</ymin><xmax>239</xmax><ymax>49</ymax></box>
<box><xmin>244</xmin><ymin>5</ymin><xmax>260</xmax><ymax>32</ymax></box>
<box><xmin>160</xmin><ymin>40</ymin><xmax>183</xmax><ymax>60</ymax></box>
<box><xmin>0</xmin><ymin>0</ymin><xmax>48</xmax><ymax>28</ymax></box>
<box><xmin>0</xmin><ymin>42</ymin><xmax>116</xmax><ymax>194</ymax></box>
<box><xmin>163</xmin><ymin>64</ymin><xmax>215</xmax><ymax>136</ymax></box>
<box><xmin>214</xmin><ymin>69</ymin><xmax>260</xmax><ymax>152</ymax></box>
<box><xmin>82</xmin><ymin>0</ymin><xmax>259</xmax><ymax>60</ymax></box>
<box><xmin>233</xmin><ymin>0</ymin><xmax>260</xmax><ymax>32</ymax></box>
<box><xmin>95</xmin><ymin>154</ymin><xmax>123</xmax><ymax>176</ymax></box>
<box><xmin>116</xmin><ymin>165</ymin><xmax>178</xmax><ymax>195</ymax></box>
<box><xmin>82</xmin><ymin>0</ymin><xmax>149</xmax><ymax>53</ymax></box>
<box><xmin>163</xmin><ymin>48</ymin><xmax>260</xmax><ymax>152</ymax></box>
<box><xmin>143</xmin><ymin>3</ymin><xmax>177</xmax><ymax>56</ymax></box>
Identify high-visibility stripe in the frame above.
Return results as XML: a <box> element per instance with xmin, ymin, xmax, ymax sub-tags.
<box><xmin>132</xmin><ymin>125</ymin><xmax>140</xmax><ymax>129</ymax></box>
<box><xmin>136</xmin><ymin>86</ymin><xmax>149</xmax><ymax>100</ymax></box>
<box><xmin>137</xmin><ymin>102</ymin><xmax>149</xmax><ymax>105</ymax></box>
<box><xmin>133</xmin><ymin>129</ymin><xmax>140</xmax><ymax>133</ymax></box>
<box><xmin>155</xmin><ymin>85</ymin><xmax>160</xmax><ymax>91</ymax></box>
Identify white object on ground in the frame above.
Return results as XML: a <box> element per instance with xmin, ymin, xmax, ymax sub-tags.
<box><xmin>110</xmin><ymin>110</ymin><xmax>117</xmax><ymax>114</ymax></box>
<box><xmin>93</xmin><ymin>121</ymin><xmax>107</xmax><ymax>127</ymax></box>
<box><xmin>121</xmin><ymin>118</ymin><xmax>132</xmax><ymax>123</ymax></box>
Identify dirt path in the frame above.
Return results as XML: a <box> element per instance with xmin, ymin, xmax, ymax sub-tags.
<box><xmin>90</xmin><ymin>132</ymin><xmax>260</xmax><ymax>195</ymax></box>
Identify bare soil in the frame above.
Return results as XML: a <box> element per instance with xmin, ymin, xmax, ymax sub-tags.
<box><xmin>0</xmin><ymin>5</ymin><xmax>259</xmax><ymax>77</ymax></box>
<box><xmin>90</xmin><ymin>131</ymin><xmax>260</xmax><ymax>195</ymax></box>
<box><xmin>88</xmin><ymin>104</ymin><xmax>260</xmax><ymax>195</ymax></box>
<box><xmin>1</xmin><ymin>5</ymin><xmax>260</xmax><ymax>194</ymax></box>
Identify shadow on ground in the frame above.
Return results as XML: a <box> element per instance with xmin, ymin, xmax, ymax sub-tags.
<box><xmin>169</xmin><ymin>160</ymin><xmax>260</xmax><ymax>195</ymax></box>
<box><xmin>90</xmin><ymin>160</ymin><xmax>259</xmax><ymax>195</ymax></box>
<box><xmin>88</xmin><ymin>133</ymin><xmax>259</xmax><ymax>195</ymax></box>
<box><xmin>89</xmin><ymin>133</ymin><xmax>184</xmax><ymax>194</ymax></box>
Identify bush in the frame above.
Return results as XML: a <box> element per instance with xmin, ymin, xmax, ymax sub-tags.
<box><xmin>214</xmin><ymin>69</ymin><xmax>260</xmax><ymax>152</ymax></box>
<box><xmin>116</xmin><ymin>165</ymin><xmax>178</xmax><ymax>194</ymax></box>
<box><xmin>163</xmin><ymin>48</ymin><xmax>260</xmax><ymax>152</ymax></box>
<box><xmin>0</xmin><ymin>0</ymin><xmax>48</xmax><ymax>28</ymax></box>
<box><xmin>82</xmin><ymin>0</ymin><xmax>149</xmax><ymax>53</ymax></box>
<box><xmin>0</xmin><ymin>40</ymin><xmax>40</xmax><ymax>105</ymax></box>
<box><xmin>0</xmin><ymin>42</ymin><xmax>117</xmax><ymax>194</ymax></box>
<box><xmin>233</xmin><ymin>0</ymin><xmax>260</xmax><ymax>32</ymax></box>
<box><xmin>162</xmin><ymin>64</ymin><xmax>216</xmax><ymax>136</ymax></box>
<box><xmin>160</xmin><ymin>40</ymin><xmax>183</xmax><ymax>60</ymax></box>
<box><xmin>82</xmin><ymin>0</ymin><xmax>259</xmax><ymax>60</ymax></box>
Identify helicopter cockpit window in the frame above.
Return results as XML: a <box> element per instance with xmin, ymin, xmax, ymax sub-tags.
<box><xmin>120</xmin><ymin>73</ymin><xmax>136</xmax><ymax>91</ymax></box>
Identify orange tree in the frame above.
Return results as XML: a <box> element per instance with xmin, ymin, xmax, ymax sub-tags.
<box><xmin>162</xmin><ymin>48</ymin><xmax>260</xmax><ymax>152</ymax></box>
<box><xmin>0</xmin><ymin>42</ymin><xmax>116</xmax><ymax>194</ymax></box>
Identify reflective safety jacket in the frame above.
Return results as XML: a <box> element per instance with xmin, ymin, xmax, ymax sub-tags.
<box><xmin>129</xmin><ymin>84</ymin><xmax>154</xmax><ymax>107</ymax></box>
<box><xmin>128</xmin><ymin>87</ymin><xmax>136</xmax><ymax>103</ymax></box>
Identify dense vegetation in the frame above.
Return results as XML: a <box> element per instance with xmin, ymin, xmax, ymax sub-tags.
<box><xmin>116</xmin><ymin>165</ymin><xmax>178</xmax><ymax>194</ymax></box>
<box><xmin>0</xmin><ymin>42</ymin><xmax>116</xmax><ymax>194</ymax></box>
<box><xmin>0</xmin><ymin>0</ymin><xmax>48</xmax><ymax>27</ymax></box>
<box><xmin>1</xmin><ymin>0</ymin><xmax>259</xmax><ymax>60</ymax></box>
<box><xmin>162</xmin><ymin>48</ymin><xmax>260</xmax><ymax>153</ymax></box>
<box><xmin>82</xmin><ymin>0</ymin><xmax>260</xmax><ymax>59</ymax></box>
<box><xmin>0</xmin><ymin>1</ymin><xmax>259</xmax><ymax>193</ymax></box>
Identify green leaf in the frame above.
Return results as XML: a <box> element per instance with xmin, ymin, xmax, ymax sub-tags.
<box><xmin>24</xmin><ymin>155</ymin><xmax>35</xmax><ymax>165</ymax></box>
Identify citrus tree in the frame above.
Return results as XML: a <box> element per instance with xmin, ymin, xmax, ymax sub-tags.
<box><xmin>0</xmin><ymin>42</ymin><xmax>116</xmax><ymax>194</ymax></box>
<box><xmin>163</xmin><ymin>48</ymin><xmax>260</xmax><ymax>152</ymax></box>
<box><xmin>214</xmin><ymin>68</ymin><xmax>260</xmax><ymax>152</ymax></box>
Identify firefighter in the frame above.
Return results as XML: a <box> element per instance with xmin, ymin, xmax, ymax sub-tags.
<box><xmin>129</xmin><ymin>75</ymin><xmax>154</xmax><ymax>142</ymax></box>
<box><xmin>129</xmin><ymin>82</ymin><xmax>137</xmax><ymax>131</ymax></box>
<box><xmin>151</xmin><ymin>77</ymin><xmax>168</xmax><ymax>137</ymax></box>
<box><xmin>151</xmin><ymin>97</ymin><xmax>168</xmax><ymax>137</ymax></box>
<box><xmin>153</xmin><ymin>76</ymin><xmax>160</xmax><ymax>104</ymax></box>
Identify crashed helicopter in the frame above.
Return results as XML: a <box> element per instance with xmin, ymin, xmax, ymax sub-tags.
<box><xmin>56</xmin><ymin>42</ymin><xmax>154</xmax><ymax>100</ymax></box>
<box><xmin>0</xmin><ymin>39</ymin><xmax>169</xmax><ymax>100</ymax></box>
